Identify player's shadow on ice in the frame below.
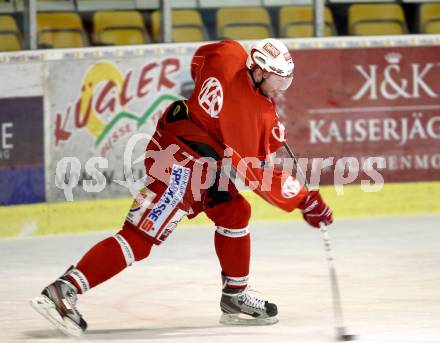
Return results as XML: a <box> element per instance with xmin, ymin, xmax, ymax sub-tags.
<box><xmin>24</xmin><ymin>325</ymin><xmax>263</xmax><ymax>340</ymax></box>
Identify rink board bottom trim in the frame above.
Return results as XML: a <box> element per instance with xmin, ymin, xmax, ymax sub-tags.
<box><xmin>0</xmin><ymin>182</ymin><xmax>439</xmax><ymax>238</ymax></box>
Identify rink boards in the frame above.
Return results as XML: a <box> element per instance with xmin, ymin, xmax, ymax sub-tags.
<box><xmin>1</xmin><ymin>182</ymin><xmax>439</xmax><ymax>237</ymax></box>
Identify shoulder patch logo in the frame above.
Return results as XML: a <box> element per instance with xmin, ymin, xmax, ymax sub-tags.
<box><xmin>198</xmin><ymin>77</ymin><xmax>223</xmax><ymax>118</ymax></box>
<box><xmin>263</xmin><ymin>42</ymin><xmax>280</xmax><ymax>58</ymax></box>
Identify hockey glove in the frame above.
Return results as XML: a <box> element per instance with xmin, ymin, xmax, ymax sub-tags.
<box><xmin>298</xmin><ymin>190</ymin><xmax>333</xmax><ymax>229</ymax></box>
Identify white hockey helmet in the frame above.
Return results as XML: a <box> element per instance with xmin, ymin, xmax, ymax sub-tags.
<box><xmin>246</xmin><ymin>38</ymin><xmax>294</xmax><ymax>78</ymax></box>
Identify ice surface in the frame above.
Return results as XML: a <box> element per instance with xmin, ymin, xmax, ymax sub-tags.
<box><xmin>1</xmin><ymin>216</ymin><xmax>439</xmax><ymax>343</ymax></box>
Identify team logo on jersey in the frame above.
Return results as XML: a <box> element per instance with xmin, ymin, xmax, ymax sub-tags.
<box><xmin>282</xmin><ymin>176</ymin><xmax>301</xmax><ymax>198</ymax></box>
<box><xmin>126</xmin><ymin>187</ymin><xmax>156</xmax><ymax>226</ymax></box>
<box><xmin>272</xmin><ymin>121</ymin><xmax>286</xmax><ymax>142</ymax></box>
<box><xmin>130</xmin><ymin>187</ymin><xmax>149</xmax><ymax>212</ymax></box>
<box><xmin>198</xmin><ymin>77</ymin><xmax>223</xmax><ymax>118</ymax></box>
<box><xmin>284</xmin><ymin>52</ymin><xmax>292</xmax><ymax>62</ymax></box>
<box><xmin>263</xmin><ymin>43</ymin><xmax>280</xmax><ymax>58</ymax></box>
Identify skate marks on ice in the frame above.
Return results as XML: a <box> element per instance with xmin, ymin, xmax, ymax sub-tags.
<box><xmin>1</xmin><ymin>215</ymin><xmax>440</xmax><ymax>343</ymax></box>
<box><xmin>23</xmin><ymin>325</ymin><xmax>251</xmax><ymax>341</ymax></box>
<box><xmin>22</xmin><ymin>324</ymin><xmax>335</xmax><ymax>343</ymax></box>
<box><xmin>21</xmin><ymin>323</ymin><xmax>440</xmax><ymax>343</ymax></box>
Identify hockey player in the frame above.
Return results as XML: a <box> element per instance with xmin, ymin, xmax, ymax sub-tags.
<box><xmin>31</xmin><ymin>39</ymin><xmax>333</xmax><ymax>337</ymax></box>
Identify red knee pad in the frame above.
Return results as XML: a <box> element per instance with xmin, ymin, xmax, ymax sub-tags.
<box><xmin>118</xmin><ymin>225</ymin><xmax>154</xmax><ymax>261</ymax></box>
<box><xmin>205</xmin><ymin>194</ymin><xmax>251</xmax><ymax>229</ymax></box>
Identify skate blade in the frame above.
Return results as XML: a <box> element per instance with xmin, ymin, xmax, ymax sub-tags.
<box><xmin>30</xmin><ymin>295</ymin><xmax>83</xmax><ymax>339</ymax></box>
<box><xmin>219</xmin><ymin>313</ymin><xmax>279</xmax><ymax>326</ymax></box>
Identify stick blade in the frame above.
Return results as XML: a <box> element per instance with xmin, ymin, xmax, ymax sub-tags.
<box><xmin>338</xmin><ymin>334</ymin><xmax>357</xmax><ymax>341</ymax></box>
<box><xmin>336</xmin><ymin>327</ymin><xmax>357</xmax><ymax>341</ymax></box>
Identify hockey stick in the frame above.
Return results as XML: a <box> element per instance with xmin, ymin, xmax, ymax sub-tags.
<box><xmin>283</xmin><ymin>142</ymin><xmax>356</xmax><ymax>342</ymax></box>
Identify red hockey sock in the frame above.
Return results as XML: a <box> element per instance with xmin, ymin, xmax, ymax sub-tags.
<box><xmin>66</xmin><ymin>226</ymin><xmax>153</xmax><ymax>293</ymax></box>
<box><xmin>214</xmin><ymin>227</ymin><xmax>250</xmax><ymax>289</ymax></box>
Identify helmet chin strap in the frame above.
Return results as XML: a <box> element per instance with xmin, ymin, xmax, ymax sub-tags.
<box><xmin>250</xmin><ymin>68</ymin><xmax>269</xmax><ymax>98</ymax></box>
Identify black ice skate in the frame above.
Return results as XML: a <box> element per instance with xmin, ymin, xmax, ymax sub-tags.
<box><xmin>220</xmin><ymin>286</ymin><xmax>279</xmax><ymax>325</ymax></box>
<box><xmin>30</xmin><ymin>267</ymin><xmax>87</xmax><ymax>338</ymax></box>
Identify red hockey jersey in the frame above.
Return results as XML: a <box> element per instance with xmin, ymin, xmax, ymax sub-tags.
<box><xmin>187</xmin><ymin>40</ymin><xmax>307</xmax><ymax>212</ymax></box>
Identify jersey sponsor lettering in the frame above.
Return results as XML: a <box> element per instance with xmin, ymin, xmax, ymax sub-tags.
<box><xmin>140</xmin><ymin>164</ymin><xmax>190</xmax><ymax>237</ymax></box>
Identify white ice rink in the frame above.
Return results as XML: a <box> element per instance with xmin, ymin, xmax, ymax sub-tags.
<box><xmin>1</xmin><ymin>216</ymin><xmax>439</xmax><ymax>343</ymax></box>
